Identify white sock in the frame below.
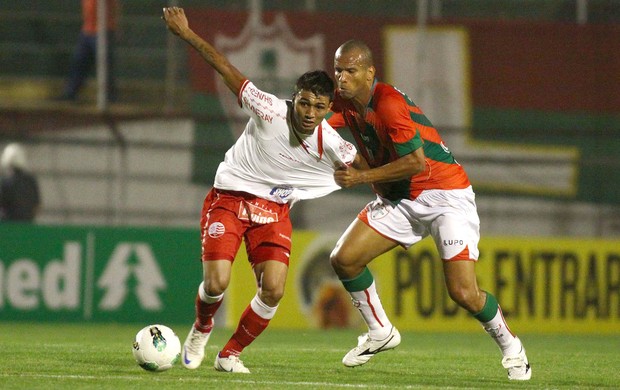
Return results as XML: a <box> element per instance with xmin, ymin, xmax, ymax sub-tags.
<box><xmin>349</xmin><ymin>281</ymin><xmax>392</xmax><ymax>340</ymax></box>
<box><xmin>198</xmin><ymin>281</ymin><xmax>224</xmax><ymax>304</ymax></box>
<box><xmin>481</xmin><ymin>308</ymin><xmax>521</xmax><ymax>356</ymax></box>
<box><xmin>250</xmin><ymin>294</ymin><xmax>278</xmax><ymax>320</ymax></box>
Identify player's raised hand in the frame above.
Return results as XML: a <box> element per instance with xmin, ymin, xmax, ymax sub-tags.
<box><xmin>162</xmin><ymin>7</ymin><xmax>189</xmax><ymax>37</ymax></box>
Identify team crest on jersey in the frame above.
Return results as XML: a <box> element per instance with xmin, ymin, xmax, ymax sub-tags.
<box><xmin>214</xmin><ymin>12</ymin><xmax>324</xmax><ymax>137</ymax></box>
<box><xmin>208</xmin><ymin>222</ymin><xmax>225</xmax><ymax>238</ymax></box>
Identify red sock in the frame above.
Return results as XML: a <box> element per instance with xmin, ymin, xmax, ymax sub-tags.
<box><xmin>220</xmin><ymin>305</ymin><xmax>270</xmax><ymax>357</ymax></box>
<box><xmin>194</xmin><ymin>293</ymin><xmax>222</xmax><ymax>333</ymax></box>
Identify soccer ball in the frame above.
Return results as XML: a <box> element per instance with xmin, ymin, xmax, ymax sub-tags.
<box><xmin>132</xmin><ymin>324</ymin><xmax>181</xmax><ymax>372</ymax></box>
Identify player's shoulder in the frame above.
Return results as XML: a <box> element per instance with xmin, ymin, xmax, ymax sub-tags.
<box><xmin>374</xmin><ymin>81</ymin><xmax>407</xmax><ymax>101</ymax></box>
<box><xmin>372</xmin><ymin>82</ymin><xmax>409</xmax><ymax>117</ymax></box>
<box><xmin>321</xmin><ymin>119</ymin><xmax>343</xmax><ymax>138</ymax></box>
<box><xmin>242</xmin><ymin>80</ymin><xmax>277</xmax><ymax>103</ymax></box>
<box><xmin>240</xmin><ymin>80</ymin><xmax>289</xmax><ymax>118</ymax></box>
<box><xmin>320</xmin><ymin>120</ymin><xmax>357</xmax><ymax>159</ymax></box>
<box><xmin>321</xmin><ymin>120</ymin><xmax>351</xmax><ymax>146</ymax></box>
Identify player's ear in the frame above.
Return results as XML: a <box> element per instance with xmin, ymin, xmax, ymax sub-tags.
<box><xmin>367</xmin><ymin>66</ymin><xmax>376</xmax><ymax>81</ymax></box>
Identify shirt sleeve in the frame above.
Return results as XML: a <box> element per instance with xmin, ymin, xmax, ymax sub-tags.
<box><xmin>377</xmin><ymin>93</ymin><xmax>423</xmax><ymax>156</ymax></box>
<box><xmin>326</xmin><ymin>111</ymin><xmax>346</xmax><ymax>129</ymax></box>
<box><xmin>238</xmin><ymin>80</ymin><xmax>286</xmax><ymax>131</ymax></box>
<box><xmin>322</xmin><ymin>122</ymin><xmax>357</xmax><ymax>166</ymax></box>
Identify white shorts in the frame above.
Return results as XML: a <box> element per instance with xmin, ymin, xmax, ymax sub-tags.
<box><xmin>358</xmin><ymin>186</ymin><xmax>480</xmax><ymax>261</ymax></box>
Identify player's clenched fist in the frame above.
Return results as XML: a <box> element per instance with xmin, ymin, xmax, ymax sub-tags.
<box><xmin>162</xmin><ymin>7</ymin><xmax>189</xmax><ymax>37</ymax></box>
<box><xmin>334</xmin><ymin>166</ymin><xmax>364</xmax><ymax>188</ymax></box>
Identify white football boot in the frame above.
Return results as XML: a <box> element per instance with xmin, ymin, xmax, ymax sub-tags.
<box><xmin>214</xmin><ymin>352</ymin><xmax>251</xmax><ymax>373</ymax></box>
<box><xmin>502</xmin><ymin>345</ymin><xmax>532</xmax><ymax>380</ymax></box>
<box><xmin>342</xmin><ymin>326</ymin><xmax>401</xmax><ymax>367</ymax></box>
<box><xmin>181</xmin><ymin>325</ymin><xmax>211</xmax><ymax>369</ymax></box>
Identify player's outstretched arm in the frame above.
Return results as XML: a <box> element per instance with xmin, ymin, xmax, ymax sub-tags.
<box><xmin>162</xmin><ymin>7</ymin><xmax>245</xmax><ymax>96</ymax></box>
<box><xmin>334</xmin><ymin>148</ymin><xmax>425</xmax><ymax>188</ymax></box>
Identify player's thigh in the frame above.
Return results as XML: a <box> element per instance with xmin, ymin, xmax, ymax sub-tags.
<box><xmin>200</xmin><ymin>194</ymin><xmax>246</xmax><ymax>293</ymax></box>
<box><xmin>200</xmin><ymin>193</ymin><xmax>246</xmax><ymax>262</ymax></box>
<box><xmin>331</xmin><ymin>217</ymin><xmax>399</xmax><ymax>266</ymax></box>
<box><xmin>244</xmin><ymin>217</ymin><xmax>293</xmax><ymax>265</ymax></box>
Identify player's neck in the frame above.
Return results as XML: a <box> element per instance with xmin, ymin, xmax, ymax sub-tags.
<box><xmin>351</xmin><ymin>88</ymin><xmax>372</xmax><ymax>115</ymax></box>
<box><xmin>293</xmin><ymin>122</ymin><xmax>314</xmax><ymax>135</ymax></box>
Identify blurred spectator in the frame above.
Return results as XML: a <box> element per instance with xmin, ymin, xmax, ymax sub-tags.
<box><xmin>0</xmin><ymin>143</ymin><xmax>41</xmax><ymax>222</ymax></box>
<box><xmin>56</xmin><ymin>0</ymin><xmax>120</xmax><ymax>102</ymax></box>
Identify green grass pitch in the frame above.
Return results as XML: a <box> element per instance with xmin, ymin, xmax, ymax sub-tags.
<box><xmin>0</xmin><ymin>322</ymin><xmax>618</xmax><ymax>389</ymax></box>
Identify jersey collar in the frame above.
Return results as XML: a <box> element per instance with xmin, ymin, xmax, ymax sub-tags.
<box><xmin>366</xmin><ymin>78</ymin><xmax>378</xmax><ymax>109</ymax></box>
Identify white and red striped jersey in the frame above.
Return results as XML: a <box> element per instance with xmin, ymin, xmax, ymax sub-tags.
<box><xmin>213</xmin><ymin>80</ymin><xmax>357</xmax><ymax>206</ymax></box>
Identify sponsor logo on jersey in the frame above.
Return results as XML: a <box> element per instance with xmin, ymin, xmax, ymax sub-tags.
<box><xmin>238</xmin><ymin>202</ymin><xmax>279</xmax><ymax>224</ymax></box>
<box><xmin>270</xmin><ymin>185</ymin><xmax>294</xmax><ymax>199</ymax></box>
<box><xmin>246</xmin><ymin>84</ymin><xmax>273</xmax><ymax>105</ymax></box>
<box><xmin>242</xmin><ymin>96</ymin><xmax>274</xmax><ymax>123</ymax></box>
<box><xmin>278</xmin><ymin>152</ymin><xmax>302</xmax><ymax>164</ymax></box>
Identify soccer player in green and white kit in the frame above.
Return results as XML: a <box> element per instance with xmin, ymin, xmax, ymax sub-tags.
<box><xmin>327</xmin><ymin>40</ymin><xmax>531</xmax><ymax>381</ymax></box>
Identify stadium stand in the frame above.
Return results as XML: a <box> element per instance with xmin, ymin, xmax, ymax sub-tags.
<box><xmin>0</xmin><ymin>1</ymin><xmax>618</xmax><ymax>231</ymax></box>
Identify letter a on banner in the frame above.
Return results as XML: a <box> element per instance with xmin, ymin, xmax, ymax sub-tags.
<box><xmin>97</xmin><ymin>243</ymin><xmax>167</xmax><ymax>311</ymax></box>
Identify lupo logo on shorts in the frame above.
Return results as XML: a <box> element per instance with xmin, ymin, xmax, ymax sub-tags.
<box><xmin>443</xmin><ymin>239</ymin><xmax>464</xmax><ymax>246</ymax></box>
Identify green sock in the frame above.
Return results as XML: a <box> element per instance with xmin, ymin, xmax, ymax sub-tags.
<box><xmin>341</xmin><ymin>267</ymin><xmax>374</xmax><ymax>292</ymax></box>
<box><xmin>473</xmin><ymin>291</ymin><xmax>498</xmax><ymax>322</ymax></box>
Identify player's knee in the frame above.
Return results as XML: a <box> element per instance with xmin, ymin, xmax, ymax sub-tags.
<box><xmin>330</xmin><ymin>248</ymin><xmax>363</xmax><ymax>278</ymax></box>
<box><xmin>329</xmin><ymin>248</ymin><xmax>348</xmax><ymax>272</ymax></box>
<box><xmin>203</xmin><ymin>274</ymin><xmax>229</xmax><ymax>296</ymax></box>
<box><xmin>447</xmin><ymin>285</ymin><xmax>481</xmax><ymax>312</ymax></box>
<box><xmin>259</xmin><ymin>285</ymin><xmax>284</xmax><ymax>306</ymax></box>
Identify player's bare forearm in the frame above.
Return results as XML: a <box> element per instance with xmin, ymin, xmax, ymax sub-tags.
<box><xmin>335</xmin><ymin>148</ymin><xmax>425</xmax><ymax>188</ymax></box>
<box><xmin>364</xmin><ymin>149</ymin><xmax>425</xmax><ymax>183</ymax></box>
<box><xmin>351</xmin><ymin>153</ymin><xmax>370</xmax><ymax>170</ymax></box>
<box><xmin>162</xmin><ymin>7</ymin><xmax>244</xmax><ymax>95</ymax></box>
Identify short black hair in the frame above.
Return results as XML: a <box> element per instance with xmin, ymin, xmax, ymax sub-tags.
<box><xmin>294</xmin><ymin>70</ymin><xmax>335</xmax><ymax>101</ymax></box>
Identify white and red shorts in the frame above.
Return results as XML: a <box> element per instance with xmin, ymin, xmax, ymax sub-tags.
<box><xmin>200</xmin><ymin>188</ymin><xmax>292</xmax><ymax>265</ymax></box>
<box><xmin>358</xmin><ymin>186</ymin><xmax>480</xmax><ymax>261</ymax></box>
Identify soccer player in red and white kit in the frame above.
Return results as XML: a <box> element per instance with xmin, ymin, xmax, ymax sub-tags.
<box><xmin>163</xmin><ymin>8</ymin><xmax>362</xmax><ymax>373</ymax></box>
<box><xmin>326</xmin><ymin>40</ymin><xmax>531</xmax><ymax>381</ymax></box>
